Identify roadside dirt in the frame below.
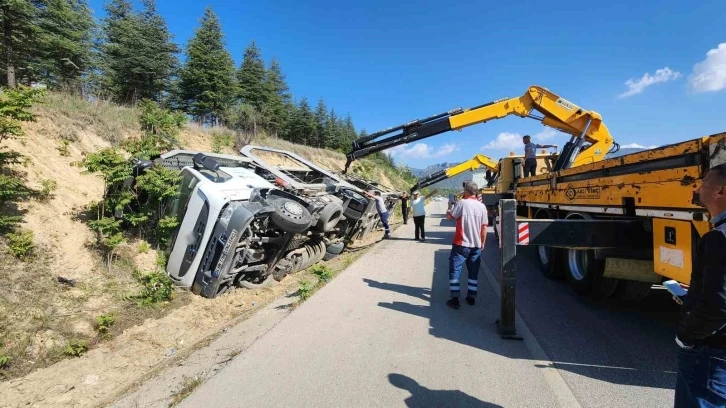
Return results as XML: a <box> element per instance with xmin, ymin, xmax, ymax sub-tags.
<box><xmin>0</xmin><ymin>93</ymin><xmax>407</xmax><ymax>406</ymax></box>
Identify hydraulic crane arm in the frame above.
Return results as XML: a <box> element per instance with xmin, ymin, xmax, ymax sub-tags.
<box><xmin>344</xmin><ymin>85</ymin><xmax>616</xmax><ymax>173</ymax></box>
<box><xmin>410</xmin><ymin>154</ymin><xmax>498</xmax><ymax>192</ymax></box>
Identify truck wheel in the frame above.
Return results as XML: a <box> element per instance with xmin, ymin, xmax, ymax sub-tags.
<box><xmin>235</xmin><ymin>273</ymin><xmax>274</xmax><ymax>289</ymax></box>
<box><xmin>533</xmin><ymin>210</ymin><xmax>564</xmax><ymax>280</ymax></box>
<box><xmin>565</xmin><ymin>248</ymin><xmax>594</xmax><ymax>294</ymax></box>
<box><xmin>565</xmin><ymin>248</ymin><xmax>620</xmax><ymax>298</ymax></box>
<box><xmin>538</xmin><ymin>246</ymin><xmax>565</xmax><ymax>280</ymax></box>
<box><xmin>316</xmin><ymin>202</ymin><xmax>343</xmax><ymax>232</ymax></box>
<box><xmin>615</xmin><ymin>280</ymin><xmax>652</xmax><ymax>302</ymax></box>
<box><xmin>270</xmin><ymin>198</ymin><xmax>312</xmax><ymax>233</ymax></box>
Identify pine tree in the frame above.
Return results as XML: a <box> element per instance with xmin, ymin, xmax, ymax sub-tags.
<box><xmin>0</xmin><ymin>0</ymin><xmax>38</xmax><ymax>87</ymax></box>
<box><xmin>280</xmin><ymin>100</ymin><xmax>298</xmax><ymax>142</ymax></box>
<box><xmin>313</xmin><ymin>98</ymin><xmax>327</xmax><ymax>148</ymax></box>
<box><xmin>264</xmin><ymin>56</ymin><xmax>290</xmax><ymax>137</ymax></box>
<box><xmin>284</xmin><ymin>97</ymin><xmax>315</xmax><ymax>145</ymax></box>
<box><xmin>323</xmin><ymin>108</ymin><xmax>338</xmax><ymax>149</ymax></box>
<box><xmin>97</xmin><ymin>0</ymin><xmax>178</xmax><ymax>103</ymax></box>
<box><xmin>34</xmin><ymin>0</ymin><xmax>94</xmax><ymax>92</ymax></box>
<box><xmin>177</xmin><ymin>6</ymin><xmax>237</xmax><ymax>125</ymax></box>
<box><xmin>237</xmin><ymin>40</ymin><xmax>267</xmax><ymax>110</ymax></box>
<box><xmin>136</xmin><ymin>0</ymin><xmax>178</xmax><ymax>100</ymax></box>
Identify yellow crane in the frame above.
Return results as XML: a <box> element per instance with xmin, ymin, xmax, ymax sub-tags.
<box><xmin>344</xmin><ymin>85</ymin><xmax>617</xmax><ymax>173</ymax></box>
<box><xmin>410</xmin><ymin>154</ymin><xmax>499</xmax><ymax>193</ymax></box>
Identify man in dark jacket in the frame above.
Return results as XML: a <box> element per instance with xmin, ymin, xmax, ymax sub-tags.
<box><xmin>675</xmin><ymin>163</ymin><xmax>726</xmax><ymax>407</ymax></box>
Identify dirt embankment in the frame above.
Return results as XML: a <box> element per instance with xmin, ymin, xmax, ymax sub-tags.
<box><xmin>0</xmin><ymin>92</ymin><xmax>405</xmax><ymax>406</ymax></box>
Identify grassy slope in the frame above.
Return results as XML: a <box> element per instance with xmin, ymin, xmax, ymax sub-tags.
<box><xmin>0</xmin><ymin>92</ymin><xmax>410</xmax><ymax>381</ymax></box>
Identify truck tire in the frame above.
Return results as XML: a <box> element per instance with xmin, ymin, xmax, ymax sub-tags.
<box><xmin>534</xmin><ymin>210</ymin><xmax>564</xmax><ymax>280</ymax></box>
<box><xmin>565</xmin><ymin>247</ymin><xmax>622</xmax><ymax>298</ymax></box>
<box><xmin>538</xmin><ymin>246</ymin><xmax>565</xmax><ymax>280</ymax></box>
<box><xmin>323</xmin><ymin>241</ymin><xmax>345</xmax><ymax>261</ymax></box>
<box><xmin>269</xmin><ymin>197</ymin><xmax>312</xmax><ymax>233</ymax></box>
<box><xmin>615</xmin><ymin>280</ymin><xmax>652</xmax><ymax>302</ymax></box>
<box><xmin>340</xmin><ymin>189</ymin><xmax>368</xmax><ymax>213</ymax></box>
<box><xmin>344</xmin><ymin>205</ymin><xmax>364</xmax><ymax>220</ymax></box>
<box><xmin>316</xmin><ymin>202</ymin><xmax>343</xmax><ymax>232</ymax></box>
<box><xmin>234</xmin><ymin>273</ymin><xmax>275</xmax><ymax>289</ymax></box>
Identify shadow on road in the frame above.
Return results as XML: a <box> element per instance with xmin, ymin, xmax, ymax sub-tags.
<box><xmin>363</xmin><ymin>278</ymin><xmax>431</xmax><ymax>301</ymax></box>
<box><xmin>389</xmin><ymin>373</ymin><xmax>503</xmax><ymax>408</ymax></box>
<box><xmin>372</xmin><ymin>230</ymin><xmax>680</xmax><ymax>395</ymax></box>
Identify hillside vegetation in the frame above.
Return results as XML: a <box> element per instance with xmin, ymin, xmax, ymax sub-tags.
<box><xmin>0</xmin><ymin>91</ymin><xmax>413</xmax><ymax>383</ymax></box>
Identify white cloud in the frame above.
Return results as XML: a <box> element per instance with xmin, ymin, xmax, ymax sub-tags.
<box><xmin>534</xmin><ymin>128</ymin><xmax>557</xmax><ymax>141</ymax></box>
<box><xmin>480</xmin><ymin>130</ymin><xmax>560</xmax><ymax>152</ymax></box>
<box><xmin>385</xmin><ymin>142</ymin><xmax>460</xmax><ymax>159</ymax></box>
<box><xmin>689</xmin><ymin>43</ymin><xmax>726</xmax><ymax>93</ymax></box>
<box><xmin>480</xmin><ymin>132</ymin><xmax>523</xmax><ymax>151</ymax></box>
<box><xmin>618</xmin><ymin>67</ymin><xmax>681</xmax><ymax>98</ymax></box>
<box><xmin>620</xmin><ymin>143</ymin><xmax>657</xmax><ymax>149</ymax></box>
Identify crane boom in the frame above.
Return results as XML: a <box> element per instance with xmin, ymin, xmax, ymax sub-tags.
<box><xmin>344</xmin><ymin>85</ymin><xmax>616</xmax><ymax>173</ymax></box>
<box><xmin>411</xmin><ymin>154</ymin><xmax>498</xmax><ymax>192</ymax></box>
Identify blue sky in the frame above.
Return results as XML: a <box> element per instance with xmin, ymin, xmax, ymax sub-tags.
<box><xmin>88</xmin><ymin>0</ymin><xmax>726</xmax><ymax>168</ymax></box>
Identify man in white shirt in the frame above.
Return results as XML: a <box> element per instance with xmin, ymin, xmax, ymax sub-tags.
<box><xmin>445</xmin><ymin>181</ymin><xmax>488</xmax><ymax>309</ymax></box>
<box><xmin>364</xmin><ymin>190</ymin><xmax>391</xmax><ymax>239</ymax></box>
<box><xmin>410</xmin><ymin>189</ymin><xmax>437</xmax><ymax>241</ymax></box>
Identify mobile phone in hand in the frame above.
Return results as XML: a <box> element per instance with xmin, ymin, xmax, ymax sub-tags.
<box><xmin>664</xmin><ymin>280</ymin><xmax>688</xmax><ymax>298</ymax></box>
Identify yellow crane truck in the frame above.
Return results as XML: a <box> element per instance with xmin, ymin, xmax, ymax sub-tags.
<box><xmin>345</xmin><ymin>84</ymin><xmax>726</xmax><ymax>301</ymax></box>
<box><xmin>410</xmin><ymin>154</ymin><xmax>500</xmax><ymax>192</ymax></box>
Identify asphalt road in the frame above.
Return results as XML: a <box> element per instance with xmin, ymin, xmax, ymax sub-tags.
<box><xmin>488</xmin><ymin>228</ymin><xmax>679</xmax><ymax>407</ymax></box>
<box><xmin>180</xmin><ymin>201</ymin><xmax>679</xmax><ymax>407</ymax></box>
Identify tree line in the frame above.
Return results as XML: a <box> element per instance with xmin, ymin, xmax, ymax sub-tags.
<box><xmin>0</xmin><ymin>0</ymin><xmax>368</xmax><ymax>152</ymax></box>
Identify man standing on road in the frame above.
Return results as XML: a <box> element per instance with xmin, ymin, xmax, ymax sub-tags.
<box><xmin>445</xmin><ymin>181</ymin><xmax>488</xmax><ymax>309</ymax></box>
<box><xmin>365</xmin><ymin>190</ymin><xmax>391</xmax><ymax>239</ymax></box>
<box><xmin>522</xmin><ymin>135</ymin><xmax>555</xmax><ymax>178</ymax></box>
<box><xmin>410</xmin><ymin>189</ymin><xmax>437</xmax><ymax>242</ymax></box>
<box><xmin>400</xmin><ymin>192</ymin><xmax>409</xmax><ymax>225</ymax></box>
<box><xmin>674</xmin><ymin>163</ymin><xmax>726</xmax><ymax>407</ymax></box>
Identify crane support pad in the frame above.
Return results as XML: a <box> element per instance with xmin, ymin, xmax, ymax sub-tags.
<box><xmin>516</xmin><ymin>219</ymin><xmax>649</xmax><ymax>248</ymax></box>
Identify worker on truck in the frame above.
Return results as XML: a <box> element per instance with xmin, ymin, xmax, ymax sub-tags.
<box><xmin>674</xmin><ymin>163</ymin><xmax>726</xmax><ymax>407</ymax></box>
<box><xmin>522</xmin><ymin>135</ymin><xmax>556</xmax><ymax>177</ymax></box>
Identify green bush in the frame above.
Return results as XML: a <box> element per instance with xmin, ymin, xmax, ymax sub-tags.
<box><xmin>311</xmin><ymin>264</ymin><xmax>332</xmax><ymax>283</ymax></box>
<box><xmin>64</xmin><ymin>340</ymin><xmax>88</xmax><ymax>357</ymax></box>
<box><xmin>298</xmin><ymin>280</ymin><xmax>314</xmax><ymax>301</ymax></box>
<box><xmin>211</xmin><ymin>132</ymin><xmax>234</xmax><ymax>153</ymax></box>
<box><xmin>7</xmin><ymin>229</ymin><xmax>35</xmax><ymax>261</ymax></box>
<box><xmin>138</xmin><ymin>240</ymin><xmax>151</xmax><ymax>254</ymax></box>
<box><xmin>38</xmin><ymin>179</ymin><xmax>57</xmax><ymax>201</ymax></box>
<box><xmin>135</xmin><ymin>271</ymin><xmax>175</xmax><ymax>306</ymax></box>
<box><xmin>95</xmin><ymin>313</ymin><xmax>115</xmax><ymax>335</ymax></box>
<box><xmin>0</xmin><ymin>355</ymin><xmax>10</xmax><ymax>369</ymax></box>
<box><xmin>57</xmin><ymin>139</ymin><xmax>71</xmax><ymax>157</ymax></box>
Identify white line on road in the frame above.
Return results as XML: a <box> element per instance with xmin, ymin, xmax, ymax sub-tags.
<box><xmin>481</xmin><ymin>260</ymin><xmax>583</xmax><ymax>408</ymax></box>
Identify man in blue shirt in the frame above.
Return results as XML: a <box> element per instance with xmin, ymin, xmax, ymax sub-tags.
<box><xmin>522</xmin><ymin>135</ymin><xmax>555</xmax><ymax>178</ymax></box>
<box><xmin>674</xmin><ymin>163</ymin><xmax>726</xmax><ymax>407</ymax></box>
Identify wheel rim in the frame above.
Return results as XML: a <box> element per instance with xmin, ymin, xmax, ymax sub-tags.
<box><xmin>538</xmin><ymin>246</ymin><xmax>550</xmax><ymax>265</ymax></box>
<box><xmin>567</xmin><ymin>249</ymin><xmax>588</xmax><ymax>281</ymax></box>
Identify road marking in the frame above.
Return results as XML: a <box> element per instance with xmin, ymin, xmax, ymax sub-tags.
<box><xmin>481</xmin><ymin>261</ymin><xmax>582</xmax><ymax>408</ymax></box>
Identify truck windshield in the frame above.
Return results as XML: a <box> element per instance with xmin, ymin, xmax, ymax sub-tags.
<box><xmin>165</xmin><ymin>169</ymin><xmax>199</xmax><ymax>224</ymax></box>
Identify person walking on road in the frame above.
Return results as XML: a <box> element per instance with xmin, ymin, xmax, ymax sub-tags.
<box><xmin>674</xmin><ymin>163</ymin><xmax>726</xmax><ymax>407</ymax></box>
<box><xmin>522</xmin><ymin>135</ymin><xmax>555</xmax><ymax>178</ymax></box>
<box><xmin>410</xmin><ymin>189</ymin><xmax>437</xmax><ymax>241</ymax></box>
<box><xmin>445</xmin><ymin>181</ymin><xmax>488</xmax><ymax>309</ymax></box>
<box><xmin>400</xmin><ymin>192</ymin><xmax>409</xmax><ymax>225</ymax></box>
<box><xmin>365</xmin><ymin>190</ymin><xmax>391</xmax><ymax>239</ymax></box>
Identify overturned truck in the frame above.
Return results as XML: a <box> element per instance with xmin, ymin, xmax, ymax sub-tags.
<box><xmin>129</xmin><ymin>148</ymin><xmax>399</xmax><ymax>299</ymax></box>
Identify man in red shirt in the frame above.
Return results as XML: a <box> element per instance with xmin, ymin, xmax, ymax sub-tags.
<box><xmin>445</xmin><ymin>181</ymin><xmax>489</xmax><ymax>309</ymax></box>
